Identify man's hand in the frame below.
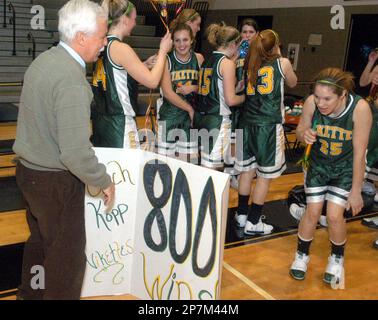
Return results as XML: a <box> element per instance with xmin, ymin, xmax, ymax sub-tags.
<box><xmin>102</xmin><ymin>182</ymin><xmax>115</xmax><ymax>207</ymax></box>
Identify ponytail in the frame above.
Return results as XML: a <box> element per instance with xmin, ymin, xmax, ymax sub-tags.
<box><xmin>246</xmin><ymin>29</ymin><xmax>280</xmax><ymax>87</ymax></box>
<box><xmin>206</xmin><ymin>22</ymin><xmax>241</xmax><ymax>49</ymax></box>
<box><xmin>101</xmin><ymin>0</ymin><xmax>134</xmax><ymax>27</ymax></box>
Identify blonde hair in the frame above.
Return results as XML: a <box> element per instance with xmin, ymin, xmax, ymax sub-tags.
<box><xmin>101</xmin><ymin>0</ymin><xmax>135</xmax><ymax>27</ymax></box>
<box><xmin>314</xmin><ymin>68</ymin><xmax>355</xmax><ymax>96</ymax></box>
<box><xmin>170</xmin><ymin>8</ymin><xmax>200</xmax><ymax>30</ymax></box>
<box><xmin>246</xmin><ymin>29</ymin><xmax>280</xmax><ymax>87</ymax></box>
<box><xmin>206</xmin><ymin>22</ymin><xmax>241</xmax><ymax>49</ymax></box>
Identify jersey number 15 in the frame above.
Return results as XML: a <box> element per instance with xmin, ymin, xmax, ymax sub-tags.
<box><xmin>198</xmin><ymin>68</ymin><xmax>212</xmax><ymax>96</ymax></box>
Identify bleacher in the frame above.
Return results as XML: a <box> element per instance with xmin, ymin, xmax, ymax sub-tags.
<box><xmin>0</xmin><ymin>0</ymin><xmax>168</xmax><ymax>179</ymax></box>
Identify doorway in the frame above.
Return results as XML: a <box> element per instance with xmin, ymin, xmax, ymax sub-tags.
<box><xmin>345</xmin><ymin>14</ymin><xmax>378</xmax><ymax>97</ymax></box>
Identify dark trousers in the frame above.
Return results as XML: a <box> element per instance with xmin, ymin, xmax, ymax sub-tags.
<box><xmin>16</xmin><ymin>162</ymin><xmax>86</xmax><ymax>300</ymax></box>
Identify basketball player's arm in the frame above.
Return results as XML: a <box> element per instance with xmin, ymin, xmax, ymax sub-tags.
<box><xmin>144</xmin><ymin>54</ymin><xmax>157</xmax><ymax>70</ymax></box>
<box><xmin>195</xmin><ymin>53</ymin><xmax>205</xmax><ymax>67</ymax></box>
<box><xmin>368</xmin><ymin>65</ymin><xmax>378</xmax><ymax>86</ymax></box>
<box><xmin>110</xmin><ymin>33</ymin><xmax>172</xmax><ymax>89</ymax></box>
<box><xmin>348</xmin><ymin>99</ymin><xmax>372</xmax><ymax>215</ymax></box>
<box><xmin>221</xmin><ymin>59</ymin><xmax>245</xmax><ymax>106</ymax></box>
<box><xmin>360</xmin><ymin>51</ymin><xmax>378</xmax><ymax>87</ymax></box>
<box><xmin>280</xmin><ymin>57</ymin><xmax>297</xmax><ymax>88</ymax></box>
<box><xmin>296</xmin><ymin>95</ymin><xmax>316</xmax><ymax>144</ymax></box>
<box><xmin>175</xmin><ymin>83</ymin><xmax>198</xmax><ymax>96</ymax></box>
<box><xmin>160</xmin><ymin>60</ymin><xmax>194</xmax><ymax>120</ymax></box>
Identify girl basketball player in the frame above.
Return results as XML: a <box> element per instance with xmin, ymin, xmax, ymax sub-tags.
<box><xmin>196</xmin><ymin>23</ymin><xmax>245</xmax><ymax>170</ymax></box>
<box><xmin>170</xmin><ymin>8</ymin><xmax>202</xmax><ymax>38</ymax></box>
<box><xmin>146</xmin><ymin>9</ymin><xmax>201</xmax><ymax>71</ymax></box>
<box><xmin>156</xmin><ymin>23</ymin><xmax>204</xmax><ymax>159</ymax></box>
<box><xmin>235</xmin><ymin>18</ymin><xmax>260</xmax><ymax>93</ymax></box>
<box><xmin>234</xmin><ymin>29</ymin><xmax>297</xmax><ymax>235</ymax></box>
<box><xmin>91</xmin><ymin>0</ymin><xmax>172</xmax><ymax>148</ymax></box>
<box><xmin>235</xmin><ymin>18</ymin><xmax>260</xmax><ymax>92</ymax></box>
<box><xmin>289</xmin><ymin>68</ymin><xmax>372</xmax><ymax>285</ymax></box>
<box><xmin>227</xmin><ymin>19</ymin><xmax>260</xmax><ymax>188</ymax></box>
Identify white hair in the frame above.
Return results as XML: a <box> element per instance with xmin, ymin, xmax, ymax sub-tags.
<box><xmin>58</xmin><ymin>0</ymin><xmax>107</xmax><ymax>43</ymax></box>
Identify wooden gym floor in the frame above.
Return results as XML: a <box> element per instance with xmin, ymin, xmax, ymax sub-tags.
<box><xmin>1</xmin><ymin>121</ymin><xmax>378</xmax><ymax>300</ymax></box>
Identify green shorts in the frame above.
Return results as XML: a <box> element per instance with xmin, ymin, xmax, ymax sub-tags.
<box><xmin>194</xmin><ymin>113</ymin><xmax>231</xmax><ymax>168</ymax></box>
<box><xmin>234</xmin><ymin>123</ymin><xmax>286</xmax><ymax>178</ymax></box>
<box><xmin>156</xmin><ymin>105</ymin><xmax>197</xmax><ymax>156</ymax></box>
<box><xmin>305</xmin><ymin>162</ymin><xmax>352</xmax><ymax>207</ymax></box>
<box><xmin>92</xmin><ymin>114</ymin><xmax>139</xmax><ymax>149</ymax></box>
<box><xmin>230</xmin><ymin>105</ymin><xmax>242</xmax><ymax>143</ymax></box>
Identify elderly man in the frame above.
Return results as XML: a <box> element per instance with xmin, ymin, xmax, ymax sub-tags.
<box><xmin>13</xmin><ymin>0</ymin><xmax>115</xmax><ymax>299</ymax></box>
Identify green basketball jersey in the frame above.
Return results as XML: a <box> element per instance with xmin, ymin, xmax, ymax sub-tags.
<box><xmin>197</xmin><ymin>51</ymin><xmax>230</xmax><ymax>116</ymax></box>
<box><xmin>310</xmin><ymin>94</ymin><xmax>362</xmax><ymax>167</ymax></box>
<box><xmin>127</xmin><ymin>74</ymin><xmax>139</xmax><ymax>114</ymax></box>
<box><xmin>236</xmin><ymin>57</ymin><xmax>245</xmax><ymax>83</ymax></box>
<box><xmin>159</xmin><ymin>50</ymin><xmax>199</xmax><ymax>119</ymax></box>
<box><xmin>242</xmin><ymin>58</ymin><xmax>285</xmax><ymax>125</ymax></box>
<box><xmin>92</xmin><ymin>35</ymin><xmax>134</xmax><ymax>117</ymax></box>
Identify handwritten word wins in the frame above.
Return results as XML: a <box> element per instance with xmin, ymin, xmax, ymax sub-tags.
<box><xmin>141</xmin><ymin>252</ymin><xmax>217</xmax><ymax>300</ymax></box>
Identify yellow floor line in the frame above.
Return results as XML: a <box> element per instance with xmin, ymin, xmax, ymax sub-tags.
<box><xmin>223</xmin><ymin>261</ymin><xmax>276</xmax><ymax>300</ymax></box>
<box><xmin>0</xmin><ymin>288</ymin><xmax>17</xmax><ymax>295</ymax></box>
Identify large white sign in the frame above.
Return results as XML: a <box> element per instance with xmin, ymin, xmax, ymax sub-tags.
<box><xmin>81</xmin><ymin>148</ymin><xmax>229</xmax><ymax>300</ymax></box>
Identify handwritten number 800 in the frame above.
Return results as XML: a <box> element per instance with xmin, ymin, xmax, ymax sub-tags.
<box><xmin>143</xmin><ymin>160</ymin><xmax>217</xmax><ymax>278</ymax></box>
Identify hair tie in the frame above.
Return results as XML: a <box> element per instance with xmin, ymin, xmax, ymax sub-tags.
<box><xmin>266</xmin><ymin>29</ymin><xmax>279</xmax><ymax>45</ymax></box>
<box><xmin>229</xmin><ymin>32</ymin><xmax>241</xmax><ymax>44</ymax></box>
<box><xmin>187</xmin><ymin>11</ymin><xmax>199</xmax><ymax>22</ymax></box>
<box><xmin>316</xmin><ymin>79</ymin><xmax>345</xmax><ymax>90</ymax></box>
<box><xmin>108</xmin><ymin>1</ymin><xmax>134</xmax><ymax>27</ymax></box>
<box><xmin>124</xmin><ymin>1</ymin><xmax>134</xmax><ymax>16</ymax></box>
